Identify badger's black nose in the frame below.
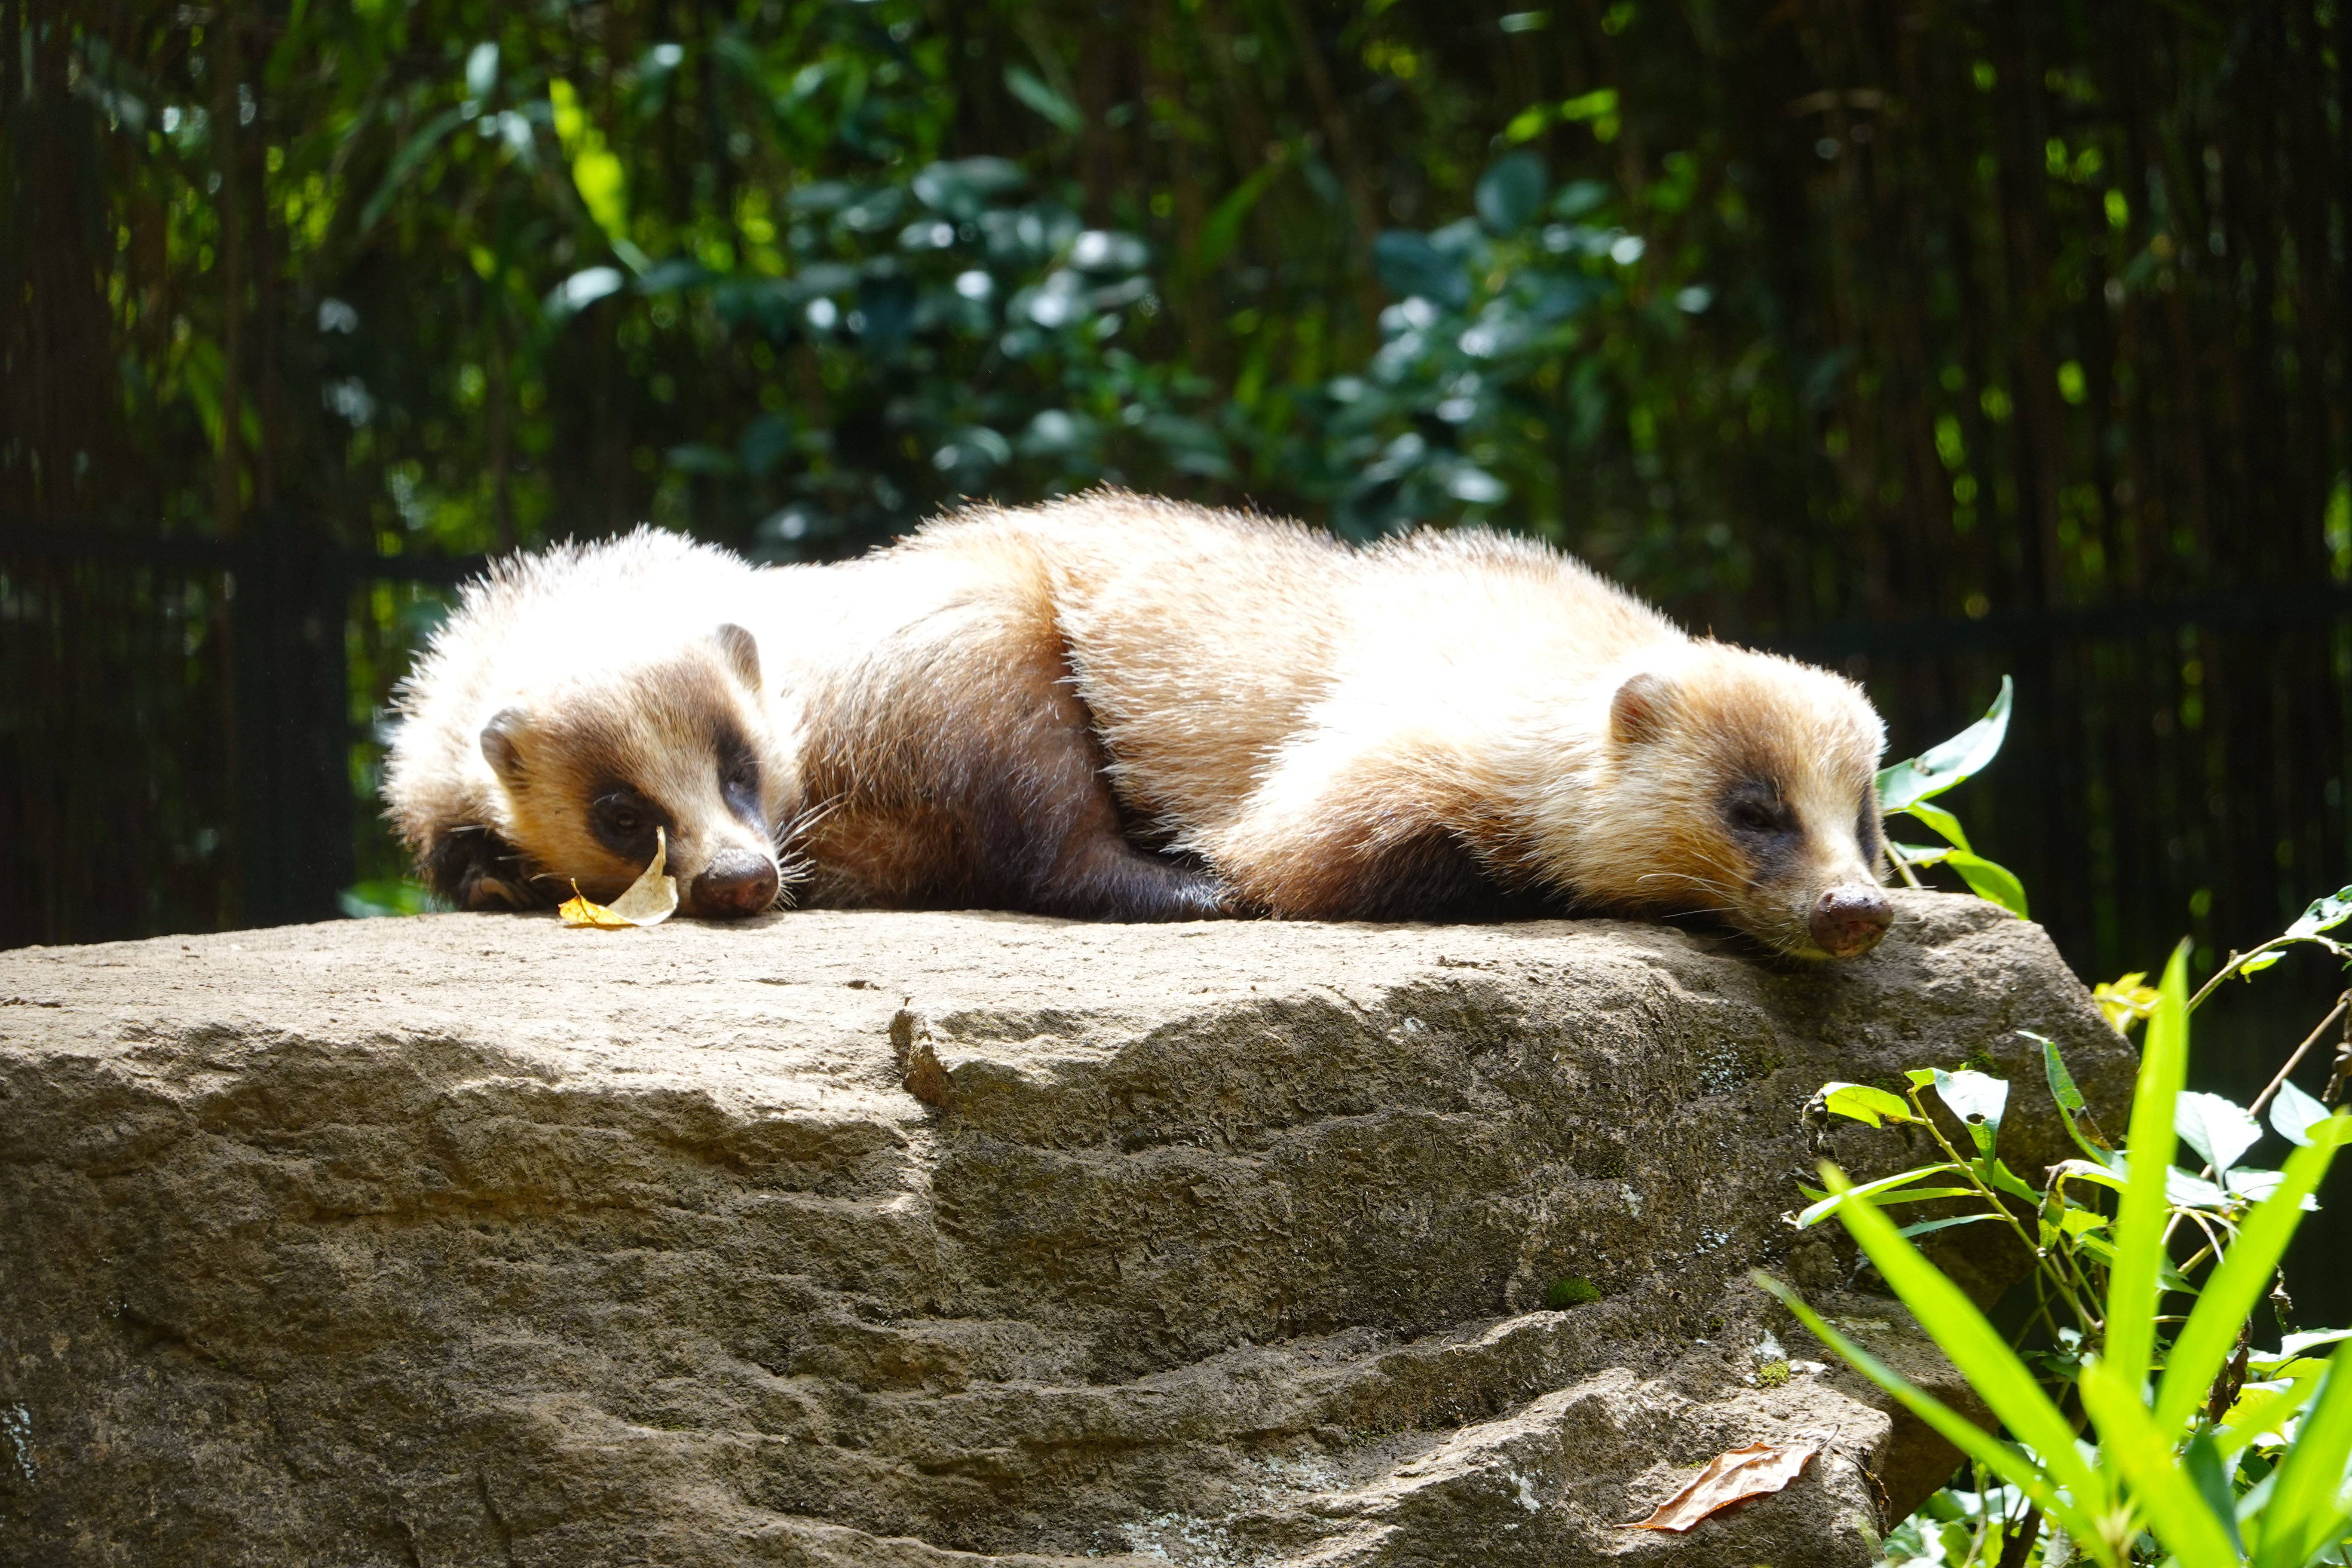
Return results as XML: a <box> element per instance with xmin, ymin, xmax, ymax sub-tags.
<box><xmin>1810</xmin><ymin>884</ymin><xmax>1894</xmax><ymax>958</ymax></box>
<box><xmin>689</xmin><ymin>850</ymin><xmax>779</xmax><ymax>918</ymax></box>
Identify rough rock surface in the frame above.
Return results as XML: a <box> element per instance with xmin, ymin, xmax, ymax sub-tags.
<box><xmin>0</xmin><ymin>891</ymin><xmax>2130</xmax><ymax>1566</ymax></box>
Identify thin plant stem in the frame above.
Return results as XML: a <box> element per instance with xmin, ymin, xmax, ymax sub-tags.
<box><xmin>1907</xmin><ymin>1083</ymin><xmax>2100</xmax><ymax>1332</ymax></box>
<box><xmin>2248</xmin><ymin>993</ymin><xmax>2349</xmax><ymax>1119</ymax></box>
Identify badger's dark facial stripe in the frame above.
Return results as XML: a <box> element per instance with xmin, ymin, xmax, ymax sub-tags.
<box><xmin>1720</xmin><ymin>777</ymin><xmax>1803</xmax><ymax>882</ymax></box>
<box><xmin>715</xmin><ymin>723</ymin><xmax>765</xmax><ymax>830</ymax></box>
<box><xmin>1856</xmin><ymin>795</ymin><xmax>1882</xmax><ymax>861</ymax></box>
<box><xmin>588</xmin><ymin>780</ymin><xmax>668</xmax><ymax>864</ymax></box>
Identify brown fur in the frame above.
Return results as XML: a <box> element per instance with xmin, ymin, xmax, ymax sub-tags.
<box><xmin>387</xmin><ymin>495</ymin><xmax>1890</xmax><ymax>955</ymax></box>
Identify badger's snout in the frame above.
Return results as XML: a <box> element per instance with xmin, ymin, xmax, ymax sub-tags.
<box><xmin>1809</xmin><ymin>883</ymin><xmax>1893</xmax><ymax>958</ymax></box>
<box><xmin>688</xmin><ymin>848</ymin><xmax>780</xmax><ymax>918</ymax></box>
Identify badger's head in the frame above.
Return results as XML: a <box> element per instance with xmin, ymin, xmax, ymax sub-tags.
<box><xmin>404</xmin><ymin>624</ymin><xmax>794</xmax><ymax>919</ymax></box>
<box><xmin>1565</xmin><ymin>643</ymin><xmax>1893</xmax><ymax>960</ymax></box>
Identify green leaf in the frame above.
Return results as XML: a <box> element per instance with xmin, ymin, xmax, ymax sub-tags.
<box><xmin>2216</xmin><ymin>1359</ymin><xmax>2324</xmax><ymax>1460</ymax></box>
<box><xmin>359</xmin><ymin>102</ymin><xmax>469</xmax><ymax>231</ymax></box>
<box><xmin>1188</xmin><ymin>155</ymin><xmax>1286</xmax><ymax>279</ymax></box>
<box><xmin>2184</xmin><ymin>1427</ymin><xmax>2248</xmax><ymax>1558</ymax></box>
<box><xmin>1751</xmin><ymin>1271</ymin><xmax>2103</xmax><ymax>1544</ymax></box>
<box><xmin>2286</xmin><ymin>886</ymin><xmax>2352</xmax><ymax>940</ymax></box>
<box><xmin>1934</xmin><ymin>1068</ymin><xmax>2010</xmax><ymax>1158</ymax></box>
<box><xmin>1877</xmin><ymin>676</ymin><xmax>2014</xmax><ymax>812</ymax></box>
<box><xmin>2270</xmin><ymin>1327</ymin><xmax>2352</xmax><ymax>1366</ymax></box>
<box><xmin>1898</xmin><ymin>797</ymin><xmax>1973</xmax><ymax>851</ymax></box>
<box><xmin>911</xmin><ymin>156</ymin><xmax>1026</xmax><ymax>220</ymax></box>
<box><xmin>1945</xmin><ymin>851</ymin><xmax>2030</xmax><ymax>918</ymax></box>
<box><xmin>1813</xmin><ymin>1163</ymin><xmax>2103</xmax><ymax>1507</ymax></box>
<box><xmin>2156</xmin><ymin>1129</ymin><xmax>2341</xmax><ymax>1433</ymax></box>
<box><xmin>544</xmin><ymin>266</ymin><xmax>625</xmax><ymax>321</ymax></box>
<box><xmin>2072</xmin><ymin>1229</ymin><xmax>2199</xmax><ymax>1293</ymax></box>
<box><xmin>1475</xmin><ymin>151</ymin><xmax>1548</xmax><ymax>234</ymax></box>
<box><xmin>1794</xmin><ymin>1162</ymin><xmax>1966</xmax><ymax>1228</ymax></box>
<box><xmin>2270</xmin><ymin>1080</ymin><xmax>2334</xmax><ymax>1148</ymax></box>
<box><xmin>1816</xmin><ymin>1081</ymin><xmax>1922</xmax><ymax>1128</ymax></box>
<box><xmin>2079</xmin><ymin>1358</ymin><xmax>2241</xmax><ymax>1568</ymax></box>
<box><xmin>2251</xmin><ymin>1351</ymin><xmax>2352</xmax><ymax>1568</ymax></box>
<box><xmin>2176</xmin><ymin>1090</ymin><xmax>2264</xmax><ymax>1177</ymax></box>
<box><xmin>1872</xmin><ymin>1187</ymin><xmax>1984</xmax><ymax>1206</ymax></box>
<box><xmin>2051</xmin><ymin>1157</ymin><xmax>2129</xmax><ymax>1193</ymax></box>
<box><xmin>1897</xmin><ymin>1212</ymin><xmax>2007</xmax><ymax>1239</ymax></box>
<box><xmin>465</xmin><ymin>40</ymin><xmax>499</xmax><ymax>100</ymax></box>
<box><xmin>2109</xmin><ymin>941</ymin><xmax>2193</xmax><ymax>1390</ymax></box>
<box><xmin>1973</xmin><ymin>1155</ymin><xmax>2044</xmax><ymax>1207</ymax></box>
<box><xmin>2034</xmin><ymin>1029</ymin><xmax>2117</xmax><ymax>1161</ymax></box>
<box><xmin>1004</xmin><ymin>65</ymin><xmax>1083</xmax><ymax>133</ymax></box>
<box><xmin>571</xmin><ymin>144</ymin><xmax>629</xmax><ymax>236</ymax></box>
<box><xmin>1372</xmin><ymin>230</ymin><xmax>1471</xmax><ymax>308</ymax></box>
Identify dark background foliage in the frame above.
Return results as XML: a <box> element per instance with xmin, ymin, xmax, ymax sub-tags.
<box><xmin>6</xmin><ymin>0</ymin><xmax>2348</xmax><ymax>1032</ymax></box>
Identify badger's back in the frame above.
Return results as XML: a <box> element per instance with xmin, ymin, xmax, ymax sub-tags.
<box><xmin>902</xmin><ymin>494</ymin><xmax>1681</xmax><ymax>836</ymax></box>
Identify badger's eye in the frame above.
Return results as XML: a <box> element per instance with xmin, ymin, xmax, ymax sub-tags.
<box><xmin>588</xmin><ymin>786</ymin><xmax>662</xmax><ymax>855</ymax></box>
<box><xmin>1723</xmin><ymin>786</ymin><xmax>1794</xmax><ymax>838</ymax></box>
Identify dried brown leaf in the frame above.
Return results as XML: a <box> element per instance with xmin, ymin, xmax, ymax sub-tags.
<box><xmin>1619</xmin><ymin>1440</ymin><xmax>1817</xmax><ymax>1532</ymax></box>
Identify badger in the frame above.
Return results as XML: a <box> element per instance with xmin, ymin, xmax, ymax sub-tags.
<box><xmin>385</xmin><ymin>493</ymin><xmax>1895</xmax><ymax>958</ymax></box>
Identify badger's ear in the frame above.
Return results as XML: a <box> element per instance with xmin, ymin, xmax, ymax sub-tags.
<box><xmin>480</xmin><ymin>708</ymin><xmax>530</xmax><ymax>786</ymax></box>
<box><xmin>419</xmin><ymin>823</ymin><xmax>541</xmax><ymax>910</ymax></box>
<box><xmin>1608</xmin><ymin>672</ymin><xmax>1677</xmax><ymax>745</ymax></box>
<box><xmin>714</xmin><ymin>623</ymin><xmax>761</xmax><ymax>689</ymax></box>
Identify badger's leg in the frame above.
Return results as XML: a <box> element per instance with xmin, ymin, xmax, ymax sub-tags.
<box><xmin>805</xmin><ymin>588</ymin><xmax>1232</xmax><ymax>922</ymax></box>
<box><xmin>962</xmin><ymin>645</ymin><xmax>1233</xmax><ymax>923</ymax></box>
<box><xmin>1197</xmin><ymin>732</ymin><xmax>1548</xmax><ymax>922</ymax></box>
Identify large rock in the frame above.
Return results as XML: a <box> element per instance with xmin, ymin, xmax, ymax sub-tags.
<box><xmin>0</xmin><ymin>891</ymin><xmax>2128</xmax><ymax>1565</ymax></box>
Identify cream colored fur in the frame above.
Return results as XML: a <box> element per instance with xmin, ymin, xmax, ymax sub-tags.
<box><xmin>900</xmin><ymin>494</ymin><xmax>1888</xmax><ymax>952</ymax></box>
<box><xmin>389</xmin><ymin>494</ymin><xmax>1888</xmax><ymax>953</ymax></box>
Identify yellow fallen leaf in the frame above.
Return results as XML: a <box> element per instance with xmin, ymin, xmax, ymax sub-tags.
<box><xmin>558</xmin><ymin>829</ymin><xmax>679</xmax><ymax>928</ymax></box>
<box><xmin>557</xmin><ymin>884</ymin><xmax>631</xmax><ymax>928</ymax></box>
<box><xmin>1620</xmin><ymin>1440</ymin><xmax>1817</xmax><ymax>1532</ymax></box>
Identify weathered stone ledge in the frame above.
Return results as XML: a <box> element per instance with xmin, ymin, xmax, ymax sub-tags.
<box><xmin>0</xmin><ymin>893</ymin><xmax>2128</xmax><ymax>1565</ymax></box>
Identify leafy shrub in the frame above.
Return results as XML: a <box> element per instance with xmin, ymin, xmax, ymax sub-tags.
<box><xmin>1767</xmin><ymin>890</ymin><xmax>2352</xmax><ymax>1567</ymax></box>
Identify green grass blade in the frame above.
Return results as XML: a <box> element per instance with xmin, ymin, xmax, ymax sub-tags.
<box><xmin>2079</xmin><ymin>1359</ymin><xmax>2242</xmax><ymax>1568</ymax></box>
<box><xmin>2156</xmin><ymin>1126</ymin><xmax>2344</xmax><ymax>1433</ymax></box>
<box><xmin>1754</xmin><ymin>1271</ymin><xmax>2104</xmax><ymax>1550</ymax></box>
<box><xmin>2254</xmin><ymin>1351</ymin><xmax>2352</xmax><ymax>1568</ymax></box>
<box><xmin>2109</xmin><ymin>941</ymin><xmax>2193</xmax><ymax>1389</ymax></box>
<box><xmin>1817</xmin><ymin>1162</ymin><xmax>2103</xmax><ymax>1507</ymax></box>
<box><xmin>1794</xmin><ymin>1162</ymin><xmax>1966</xmax><ymax>1228</ymax></box>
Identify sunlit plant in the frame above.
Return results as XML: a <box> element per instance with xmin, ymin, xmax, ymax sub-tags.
<box><xmin>1765</xmin><ymin>890</ymin><xmax>2352</xmax><ymax>1567</ymax></box>
<box><xmin>1878</xmin><ymin>677</ymin><xmax>2028</xmax><ymax>919</ymax></box>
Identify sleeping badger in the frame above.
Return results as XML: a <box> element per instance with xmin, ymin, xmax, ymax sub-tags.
<box><xmin>383</xmin><ymin>493</ymin><xmax>1896</xmax><ymax>959</ymax></box>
